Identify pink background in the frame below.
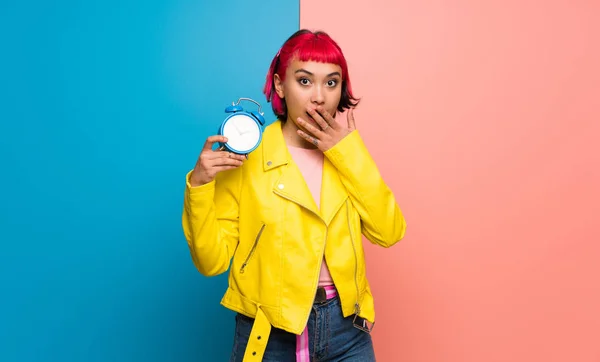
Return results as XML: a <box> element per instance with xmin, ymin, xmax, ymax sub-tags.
<box><xmin>302</xmin><ymin>1</ymin><xmax>600</xmax><ymax>361</ymax></box>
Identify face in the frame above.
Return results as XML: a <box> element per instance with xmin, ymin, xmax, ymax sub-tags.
<box><xmin>274</xmin><ymin>59</ymin><xmax>343</xmax><ymax>130</ymax></box>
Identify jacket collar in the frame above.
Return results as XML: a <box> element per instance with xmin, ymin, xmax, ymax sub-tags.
<box><xmin>262</xmin><ymin>120</ymin><xmax>289</xmax><ymax>171</ymax></box>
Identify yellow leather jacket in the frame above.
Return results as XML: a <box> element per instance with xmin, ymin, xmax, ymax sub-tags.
<box><xmin>182</xmin><ymin>120</ymin><xmax>406</xmax><ymax>360</ymax></box>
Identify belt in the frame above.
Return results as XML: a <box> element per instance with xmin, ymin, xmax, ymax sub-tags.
<box><xmin>314</xmin><ymin>285</ymin><xmax>337</xmax><ymax>304</ymax></box>
<box><xmin>242</xmin><ymin>306</ymin><xmax>271</xmax><ymax>361</ymax></box>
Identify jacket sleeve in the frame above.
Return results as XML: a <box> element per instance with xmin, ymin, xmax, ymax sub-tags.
<box><xmin>324</xmin><ymin>130</ymin><xmax>407</xmax><ymax>247</ymax></box>
<box><xmin>181</xmin><ymin>166</ymin><xmax>242</xmax><ymax>276</ymax></box>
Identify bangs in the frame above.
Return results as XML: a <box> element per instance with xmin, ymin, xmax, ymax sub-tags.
<box><xmin>294</xmin><ymin>38</ymin><xmax>345</xmax><ymax>75</ymax></box>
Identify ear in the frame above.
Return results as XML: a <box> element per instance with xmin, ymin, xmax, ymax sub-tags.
<box><xmin>274</xmin><ymin>74</ymin><xmax>285</xmax><ymax>98</ymax></box>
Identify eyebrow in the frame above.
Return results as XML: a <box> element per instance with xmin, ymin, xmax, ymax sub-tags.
<box><xmin>295</xmin><ymin>68</ymin><xmax>341</xmax><ymax>77</ymax></box>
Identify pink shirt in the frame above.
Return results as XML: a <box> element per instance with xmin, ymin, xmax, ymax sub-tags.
<box><xmin>287</xmin><ymin>146</ymin><xmax>334</xmax><ymax>287</ymax></box>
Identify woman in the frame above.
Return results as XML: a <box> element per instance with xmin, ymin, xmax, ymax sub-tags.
<box><xmin>182</xmin><ymin>29</ymin><xmax>407</xmax><ymax>361</ymax></box>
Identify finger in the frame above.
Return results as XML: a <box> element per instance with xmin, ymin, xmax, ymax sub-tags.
<box><xmin>214</xmin><ymin>152</ymin><xmax>245</xmax><ymax>165</ymax></box>
<box><xmin>207</xmin><ymin>151</ymin><xmax>246</xmax><ymax>161</ymax></box>
<box><xmin>297</xmin><ymin>117</ymin><xmax>324</xmax><ymax>138</ymax></box>
<box><xmin>315</xmin><ymin>106</ymin><xmax>338</xmax><ymax>130</ymax></box>
<box><xmin>297</xmin><ymin>129</ymin><xmax>320</xmax><ymax>147</ymax></box>
<box><xmin>212</xmin><ymin>165</ymin><xmax>243</xmax><ymax>173</ymax></box>
<box><xmin>307</xmin><ymin>108</ymin><xmax>331</xmax><ymax>131</ymax></box>
<box><xmin>203</xmin><ymin>135</ymin><xmax>228</xmax><ymax>152</ymax></box>
<box><xmin>210</xmin><ymin>157</ymin><xmax>244</xmax><ymax>167</ymax></box>
<box><xmin>347</xmin><ymin>108</ymin><xmax>356</xmax><ymax>130</ymax></box>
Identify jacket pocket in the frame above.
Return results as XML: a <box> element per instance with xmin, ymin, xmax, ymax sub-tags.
<box><xmin>240</xmin><ymin>223</ymin><xmax>265</xmax><ymax>274</ymax></box>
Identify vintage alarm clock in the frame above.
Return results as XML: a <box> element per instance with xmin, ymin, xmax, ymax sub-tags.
<box><xmin>218</xmin><ymin>97</ymin><xmax>266</xmax><ymax>155</ymax></box>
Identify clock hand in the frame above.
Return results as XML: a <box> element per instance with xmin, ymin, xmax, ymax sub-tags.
<box><xmin>240</xmin><ymin>124</ymin><xmax>256</xmax><ymax>135</ymax></box>
<box><xmin>232</xmin><ymin>122</ymin><xmax>243</xmax><ymax>135</ymax></box>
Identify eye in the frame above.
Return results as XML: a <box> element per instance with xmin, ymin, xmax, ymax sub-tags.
<box><xmin>327</xmin><ymin>79</ymin><xmax>338</xmax><ymax>87</ymax></box>
<box><xmin>299</xmin><ymin>78</ymin><xmax>310</xmax><ymax>86</ymax></box>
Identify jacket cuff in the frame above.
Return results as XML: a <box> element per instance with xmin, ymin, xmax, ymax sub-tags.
<box><xmin>323</xmin><ymin>130</ymin><xmax>366</xmax><ymax>170</ymax></box>
<box><xmin>185</xmin><ymin>170</ymin><xmax>216</xmax><ymax>199</ymax></box>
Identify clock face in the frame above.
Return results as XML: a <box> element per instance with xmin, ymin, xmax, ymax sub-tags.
<box><xmin>222</xmin><ymin>114</ymin><xmax>261</xmax><ymax>153</ymax></box>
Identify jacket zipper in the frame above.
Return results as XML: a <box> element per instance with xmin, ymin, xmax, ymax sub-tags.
<box><xmin>240</xmin><ymin>223</ymin><xmax>265</xmax><ymax>273</ymax></box>
<box><xmin>346</xmin><ymin>199</ymin><xmax>361</xmax><ymax>316</ymax></box>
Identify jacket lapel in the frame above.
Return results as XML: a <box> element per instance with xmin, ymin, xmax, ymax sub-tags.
<box><xmin>320</xmin><ymin>156</ymin><xmax>349</xmax><ymax>225</ymax></box>
<box><xmin>262</xmin><ymin>121</ymin><xmax>320</xmax><ymax>217</ymax></box>
<box><xmin>274</xmin><ymin>162</ymin><xmax>319</xmax><ymax>216</ymax></box>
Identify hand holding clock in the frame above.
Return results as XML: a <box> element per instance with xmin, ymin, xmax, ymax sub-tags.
<box><xmin>189</xmin><ymin>136</ymin><xmax>246</xmax><ymax>187</ymax></box>
<box><xmin>189</xmin><ymin>99</ymin><xmax>265</xmax><ymax>187</ymax></box>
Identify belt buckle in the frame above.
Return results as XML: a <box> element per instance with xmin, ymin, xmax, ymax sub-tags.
<box><xmin>315</xmin><ymin>287</ymin><xmax>327</xmax><ymax>303</ymax></box>
<box><xmin>353</xmin><ymin>314</ymin><xmax>375</xmax><ymax>334</ymax></box>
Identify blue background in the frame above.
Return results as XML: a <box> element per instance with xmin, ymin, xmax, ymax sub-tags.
<box><xmin>0</xmin><ymin>1</ymin><xmax>298</xmax><ymax>361</ymax></box>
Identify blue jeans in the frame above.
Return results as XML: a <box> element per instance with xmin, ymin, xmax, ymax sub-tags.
<box><xmin>229</xmin><ymin>296</ymin><xmax>376</xmax><ymax>361</ymax></box>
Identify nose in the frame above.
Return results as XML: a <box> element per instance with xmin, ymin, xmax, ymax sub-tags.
<box><xmin>311</xmin><ymin>85</ymin><xmax>325</xmax><ymax>105</ymax></box>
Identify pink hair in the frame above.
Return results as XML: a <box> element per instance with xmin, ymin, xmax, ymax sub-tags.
<box><xmin>263</xmin><ymin>29</ymin><xmax>359</xmax><ymax>122</ymax></box>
